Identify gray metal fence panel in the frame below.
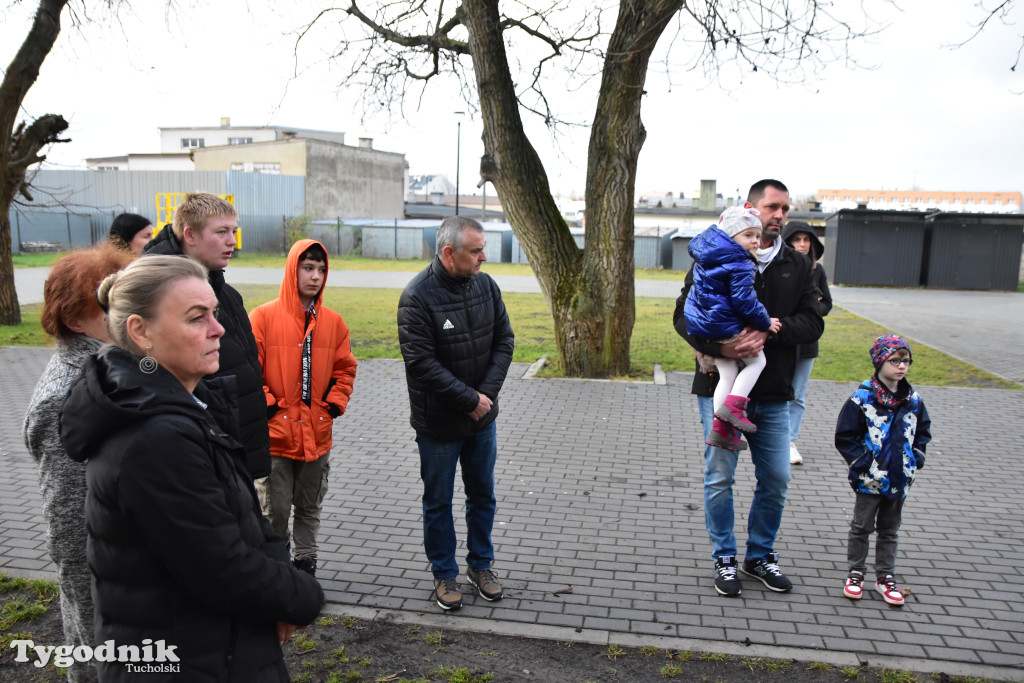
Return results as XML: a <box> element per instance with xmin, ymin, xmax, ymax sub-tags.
<box><xmin>9</xmin><ymin>210</ymin><xmax>92</xmax><ymax>253</ymax></box>
<box><xmin>310</xmin><ymin>220</ymin><xmax>361</xmax><ymax>256</ymax></box>
<box><xmin>11</xmin><ymin>170</ymin><xmax>307</xmax><ymax>253</ymax></box>
<box><xmin>923</xmin><ymin>213</ymin><xmax>1024</xmax><ymax>290</ymax></box>
<box><xmin>482</xmin><ymin>228</ymin><xmax>506</xmax><ymax>262</ymax></box>
<box><xmin>361</xmin><ymin>226</ymin><xmax>426</xmax><ymax>259</ymax></box>
<box><xmin>671</xmin><ymin>237</ymin><xmax>694</xmax><ymax>271</ymax></box>
<box><xmin>634</xmin><ymin>235</ymin><xmax>660</xmax><ymax>269</ymax></box>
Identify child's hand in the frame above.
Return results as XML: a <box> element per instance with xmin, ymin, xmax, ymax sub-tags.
<box><xmin>769</xmin><ymin>317</ymin><xmax>781</xmax><ymax>333</ymax></box>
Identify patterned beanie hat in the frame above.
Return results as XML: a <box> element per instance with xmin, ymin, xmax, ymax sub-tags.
<box><xmin>870</xmin><ymin>334</ymin><xmax>911</xmax><ymax>369</ymax></box>
<box><xmin>718</xmin><ymin>206</ymin><xmax>762</xmax><ymax>238</ymax></box>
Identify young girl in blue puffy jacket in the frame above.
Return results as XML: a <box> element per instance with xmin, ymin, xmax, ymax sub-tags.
<box><xmin>684</xmin><ymin>206</ymin><xmax>780</xmax><ymax>451</ymax></box>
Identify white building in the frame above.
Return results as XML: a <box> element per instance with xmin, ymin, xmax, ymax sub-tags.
<box><xmin>159</xmin><ymin>118</ymin><xmax>346</xmax><ymax>153</ymax></box>
<box><xmin>818</xmin><ymin>188</ymin><xmax>1022</xmax><ymax>214</ymax></box>
<box><xmin>85</xmin><ymin>153</ymin><xmax>192</xmax><ymax>172</ymax></box>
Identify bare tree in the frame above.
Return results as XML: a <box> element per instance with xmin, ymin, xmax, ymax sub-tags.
<box><xmin>0</xmin><ymin>0</ymin><xmax>73</xmax><ymax>325</ymax></box>
<box><xmin>958</xmin><ymin>1</ymin><xmax>1024</xmax><ymax>71</ymax></box>
<box><xmin>308</xmin><ymin>1</ymin><xmax>873</xmax><ymax>377</ymax></box>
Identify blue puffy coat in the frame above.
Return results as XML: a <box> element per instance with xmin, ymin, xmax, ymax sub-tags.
<box><xmin>684</xmin><ymin>225</ymin><xmax>772</xmax><ymax>339</ymax></box>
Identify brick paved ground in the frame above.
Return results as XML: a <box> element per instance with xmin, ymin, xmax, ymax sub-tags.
<box><xmin>2</xmin><ymin>347</ymin><xmax>1022</xmax><ymax>680</ymax></box>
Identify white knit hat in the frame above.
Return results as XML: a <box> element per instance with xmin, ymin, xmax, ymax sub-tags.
<box><xmin>718</xmin><ymin>206</ymin><xmax>762</xmax><ymax>237</ymax></box>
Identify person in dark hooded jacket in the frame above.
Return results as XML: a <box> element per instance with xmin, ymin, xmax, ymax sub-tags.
<box><xmin>781</xmin><ymin>221</ymin><xmax>833</xmax><ymax>465</ymax></box>
<box><xmin>143</xmin><ymin>192</ymin><xmax>270</xmax><ymax>481</ymax></box>
<box><xmin>60</xmin><ymin>256</ymin><xmax>323</xmax><ymax>682</ymax></box>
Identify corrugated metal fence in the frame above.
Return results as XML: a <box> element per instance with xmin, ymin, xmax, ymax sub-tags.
<box><xmin>8</xmin><ymin>170</ymin><xmax>305</xmax><ymax>253</ymax></box>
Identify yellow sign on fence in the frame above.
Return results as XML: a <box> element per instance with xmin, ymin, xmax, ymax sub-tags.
<box><xmin>153</xmin><ymin>193</ymin><xmax>242</xmax><ymax>250</ymax></box>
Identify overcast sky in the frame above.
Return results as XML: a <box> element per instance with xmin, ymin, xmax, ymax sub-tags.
<box><xmin>3</xmin><ymin>1</ymin><xmax>1022</xmax><ymax>202</ymax></box>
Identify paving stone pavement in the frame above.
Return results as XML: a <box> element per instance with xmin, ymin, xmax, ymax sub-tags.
<box><xmin>1</xmin><ymin>347</ymin><xmax>1022</xmax><ymax>680</ymax></box>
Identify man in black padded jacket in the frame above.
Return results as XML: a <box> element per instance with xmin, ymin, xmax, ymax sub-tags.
<box><xmin>144</xmin><ymin>192</ymin><xmax>271</xmax><ymax>482</ymax></box>
<box><xmin>397</xmin><ymin>216</ymin><xmax>514</xmax><ymax>612</ymax></box>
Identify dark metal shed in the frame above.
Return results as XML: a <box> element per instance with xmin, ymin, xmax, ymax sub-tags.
<box><xmin>669</xmin><ymin>227</ymin><xmax>706</xmax><ymax>272</ymax></box>
<box><xmin>922</xmin><ymin>213</ymin><xmax>1024</xmax><ymax>290</ymax></box>
<box><xmin>823</xmin><ymin>209</ymin><xmax>928</xmax><ymax>287</ymax></box>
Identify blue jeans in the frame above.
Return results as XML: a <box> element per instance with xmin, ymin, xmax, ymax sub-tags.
<box><xmin>416</xmin><ymin>422</ymin><xmax>497</xmax><ymax>579</ymax></box>
<box><xmin>788</xmin><ymin>357</ymin><xmax>816</xmax><ymax>441</ymax></box>
<box><xmin>698</xmin><ymin>395</ymin><xmax>790</xmax><ymax>561</ymax></box>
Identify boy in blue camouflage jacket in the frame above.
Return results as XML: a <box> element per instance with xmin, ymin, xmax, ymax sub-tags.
<box><xmin>835</xmin><ymin>334</ymin><xmax>932</xmax><ymax>606</ymax></box>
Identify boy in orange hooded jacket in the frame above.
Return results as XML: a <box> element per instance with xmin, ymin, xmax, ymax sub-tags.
<box><xmin>250</xmin><ymin>239</ymin><xmax>357</xmax><ymax>575</ymax></box>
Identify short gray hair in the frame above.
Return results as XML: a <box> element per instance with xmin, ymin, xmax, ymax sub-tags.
<box><xmin>97</xmin><ymin>256</ymin><xmax>208</xmax><ymax>354</ymax></box>
<box><xmin>436</xmin><ymin>216</ymin><xmax>484</xmax><ymax>256</ymax></box>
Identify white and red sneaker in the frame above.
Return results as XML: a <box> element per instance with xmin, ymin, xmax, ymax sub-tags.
<box><xmin>876</xmin><ymin>575</ymin><xmax>905</xmax><ymax>606</ymax></box>
<box><xmin>843</xmin><ymin>571</ymin><xmax>864</xmax><ymax>600</ymax></box>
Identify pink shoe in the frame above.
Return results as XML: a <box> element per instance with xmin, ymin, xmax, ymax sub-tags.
<box><xmin>706</xmin><ymin>417</ymin><xmax>747</xmax><ymax>451</ymax></box>
<box><xmin>715</xmin><ymin>395</ymin><xmax>757</xmax><ymax>434</ymax></box>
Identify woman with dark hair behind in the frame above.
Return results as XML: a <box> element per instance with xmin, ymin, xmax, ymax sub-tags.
<box><xmin>781</xmin><ymin>221</ymin><xmax>832</xmax><ymax>465</ymax></box>
<box><xmin>23</xmin><ymin>242</ymin><xmax>134</xmax><ymax>683</ymax></box>
<box><xmin>60</xmin><ymin>255</ymin><xmax>323</xmax><ymax>682</ymax></box>
<box><xmin>109</xmin><ymin>213</ymin><xmax>154</xmax><ymax>254</ymax></box>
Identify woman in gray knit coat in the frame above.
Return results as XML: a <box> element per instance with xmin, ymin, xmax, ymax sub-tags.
<box><xmin>23</xmin><ymin>243</ymin><xmax>132</xmax><ymax>683</ymax></box>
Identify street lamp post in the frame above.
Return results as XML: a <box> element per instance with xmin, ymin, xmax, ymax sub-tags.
<box><xmin>454</xmin><ymin>111</ymin><xmax>464</xmax><ymax>216</ymax></box>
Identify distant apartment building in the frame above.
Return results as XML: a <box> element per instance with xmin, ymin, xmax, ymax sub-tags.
<box><xmin>817</xmin><ymin>189</ymin><xmax>1022</xmax><ymax>214</ymax></box>
<box><xmin>159</xmin><ymin>118</ymin><xmax>347</xmax><ymax>154</ymax></box>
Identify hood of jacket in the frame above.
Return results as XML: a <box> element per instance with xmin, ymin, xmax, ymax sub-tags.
<box><xmin>143</xmin><ymin>224</ymin><xmax>184</xmax><ymax>257</ymax></box>
<box><xmin>60</xmin><ymin>345</ymin><xmax>239</xmax><ymax>463</ymax></box>
<box><xmin>782</xmin><ymin>221</ymin><xmax>824</xmax><ymax>261</ymax></box>
<box><xmin>281</xmin><ymin>238</ymin><xmax>329</xmax><ymax>313</ymax></box>
<box><xmin>688</xmin><ymin>225</ymin><xmax>756</xmax><ymax>268</ymax></box>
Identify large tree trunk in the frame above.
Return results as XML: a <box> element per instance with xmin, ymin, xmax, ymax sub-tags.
<box><xmin>462</xmin><ymin>0</ymin><xmax>680</xmax><ymax>377</ymax></box>
<box><xmin>0</xmin><ymin>0</ymin><xmax>70</xmax><ymax>326</ymax></box>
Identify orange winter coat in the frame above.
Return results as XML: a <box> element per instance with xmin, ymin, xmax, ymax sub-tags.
<box><xmin>249</xmin><ymin>239</ymin><xmax>357</xmax><ymax>462</ymax></box>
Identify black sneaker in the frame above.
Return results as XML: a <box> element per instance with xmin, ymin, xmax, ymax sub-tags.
<box><xmin>432</xmin><ymin>578</ymin><xmax>463</xmax><ymax>611</ymax></box>
<box><xmin>466</xmin><ymin>567</ymin><xmax>503</xmax><ymax>601</ymax></box>
<box><xmin>713</xmin><ymin>555</ymin><xmax>742</xmax><ymax>596</ymax></box>
<box><xmin>740</xmin><ymin>551</ymin><xmax>792</xmax><ymax>592</ymax></box>
<box><xmin>293</xmin><ymin>557</ymin><xmax>317</xmax><ymax>576</ymax></box>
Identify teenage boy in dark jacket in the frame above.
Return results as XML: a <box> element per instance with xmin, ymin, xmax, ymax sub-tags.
<box><xmin>144</xmin><ymin>193</ymin><xmax>271</xmax><ymax>481</ymax></box>
<box><xmin>397</xmin><ymin>216</ymin><xmax>515</xmax><ymax>612</ymax></box>
<box><xmin>674</xmin><ymin>179</ymin><xmax>823</xmax><ymax>597</ymax></box>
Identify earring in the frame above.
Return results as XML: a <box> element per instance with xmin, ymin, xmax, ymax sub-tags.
<box><xmin>139</xmin><ymin>346</ymin><xmax>158</xmax><ymax>374</ymax></box>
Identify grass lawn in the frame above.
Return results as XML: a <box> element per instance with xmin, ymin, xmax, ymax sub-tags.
<box><xmin>14</xmin><ymin>250</ymin><xmax>687</xmax><ymax>282</ymax></box>
<box><xmin>2</xmin><ymin>262</ymin><xmax>1016</xmax><ymax>388</ymax></box>
<box><xmin>231</xmin><ymin>285</ymin><xmax>1010</xmax><ymax>388</ymax></box>
<box><xmin>12</xmin><ymin>252</ymin><xmax>68</xmax><ymax>268</ymax></box>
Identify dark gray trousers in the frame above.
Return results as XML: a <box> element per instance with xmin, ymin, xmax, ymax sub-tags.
<box><xmin>848</xmin><ymin>492</ymin><xmax>905</xmax><ymax>578</ymax></box>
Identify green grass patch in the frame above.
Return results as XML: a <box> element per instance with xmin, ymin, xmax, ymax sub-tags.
<box><xmin>606</xmin><ymin>643</ymin><xmax>627</xmax><ymax>661</ymax></box>
<box><xmin>427</xmin><ymin>666</ymin><xmax>494</xmax><ymax>683</ymax></box>
<box><xmin>661</xmin><ymin>663</ymin><xmax>682</xmax><ymax>678</ymax></box>
<box><xmin>13</xmin><ymin>251</ymin><xmax>67</xmax><ymax>268</ymax></box>
<box><xmin>0</xmin><ymin>597</ymin><xmax>47</xmax><ymax>630</ymax></box>
<box><xmin>0</xmin><ymin>304</ymin><xmax>51</xmax><ymax>347</ymax></box>
<box><xmin>292</xmin><ymin>634</ymin><xmax>317</xmax><ymax>652</ymax></box>
<box><xmin>5</xmin><ymin>278</ymin><xmax>1015</xmax><ymax>390</ymax></box>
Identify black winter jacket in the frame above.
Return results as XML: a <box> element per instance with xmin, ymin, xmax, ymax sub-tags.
<box><xmin>799</xmin><ymin>263</ymin><xmax>832</xmax><ymax>359</ymax></box>
<box><xmin>781</xmin><ymin>221</ymin><xmax>832</xmax><ymax>359</ymax></box>
<box><xmin>144</xmin><ymin>228</ymin><xmax>271</xmax><ymax>478</ymax></box>
<box><xmin>397</xmin><ymin>258</ymin><xmax>515</xmax><ymax>440</ymax></box>
<box><xmin>60</xmin><ymin>346</ymin><xmax>323</xmax><ymax>682</ymax></box>
<box><xmin>674</xmin><ymin>240</ymin><xmax>824</xmax><ymax>402</ymax></box>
